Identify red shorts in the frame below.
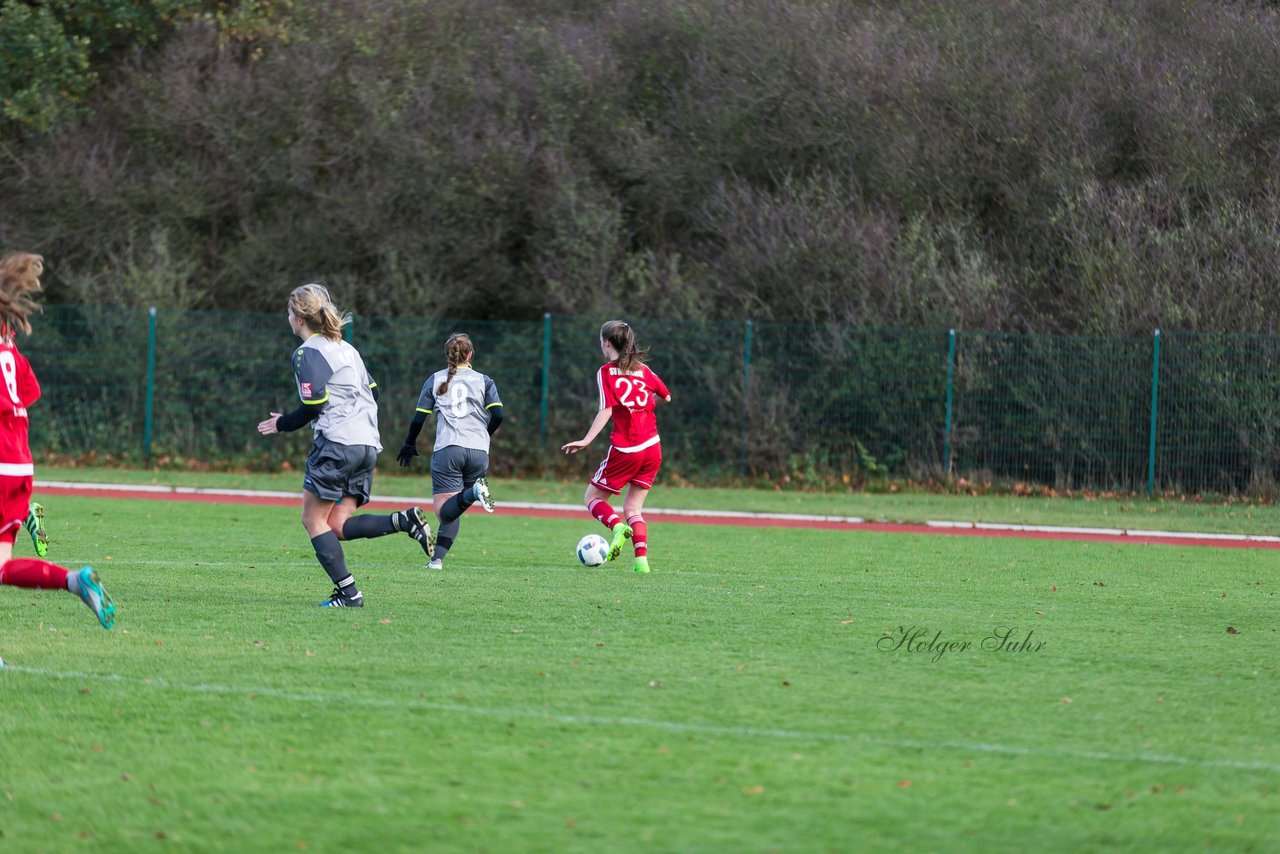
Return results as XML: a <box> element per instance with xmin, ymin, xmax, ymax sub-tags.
<box><xmin>0</xmin><ymin>475</ymin><xmax>32</xmax><ymax>544</ymax></box>
<box><xmin>590</xmin><ymin>444</ymin><xmax>662</xmax><ymax>494</ymax></box>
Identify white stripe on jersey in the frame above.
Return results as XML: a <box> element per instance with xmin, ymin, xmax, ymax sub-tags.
<box><xmin>612</xmin><ymin>435</ymin><xmax>661</xmax><ymax>454</ymax></box>
<box><xmin>0</xmin><ymin>463</ymin><xmax>35</xmax><ymax>476</ymax></box>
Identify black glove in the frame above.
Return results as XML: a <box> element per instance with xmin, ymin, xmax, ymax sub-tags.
<box><xmin>397</xmin><ymin>442</ymin><xmax>419</xmax><ymax>467</ymax></box>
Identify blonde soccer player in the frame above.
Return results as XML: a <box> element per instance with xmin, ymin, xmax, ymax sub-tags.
<box><xmin>257</xmin><ymin>283</ymin><xmax>433</xmax><ymax>607</ymax></box>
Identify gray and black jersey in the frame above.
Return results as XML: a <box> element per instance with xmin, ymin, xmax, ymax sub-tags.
<box><xmin>293</xmin><ymin>334</ymin><xmax>381</xmax><ymax>450</ymax></box>
<box><xmin>415</xmin><ymin>367</ymin><xmax>501</xmax><ymax>453</ymax></box>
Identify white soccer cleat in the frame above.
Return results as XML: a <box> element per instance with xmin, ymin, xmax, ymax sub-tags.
<box><xmin>473</xmin><ymin>477</ymin><xmax>494</xmax><ymax>513</ymax></box>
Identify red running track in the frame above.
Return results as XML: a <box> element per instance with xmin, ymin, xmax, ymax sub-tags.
<box><xmin>33</xmin><ymin>484</ymin><xmax>1280</xmax><ymax>550</ymax></box>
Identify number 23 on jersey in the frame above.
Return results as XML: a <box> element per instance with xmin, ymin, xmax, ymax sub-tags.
<box><xmin>612</xmin><ymin>375</ymin><xmax>650</xmax><ymax>409</ymax></box>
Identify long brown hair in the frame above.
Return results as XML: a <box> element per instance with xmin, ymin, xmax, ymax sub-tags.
<box><xmin>0</xmin><ymin>252</ymin><xmax>45</xmax><ymax>337</ymax></box>
<box><xmin>436</xmin><ymin>332</ymin><xmax>474</xmax><ymax>395</ymax></box>
<box><xmin>600</xmin><ymin>320</ymin><xmax>648</xmax><ymax>374</ymax></box>
<box><xmin>288</xmin><ymin>283</ymin><xmax>349</xmax><ymax>342</ymax></box>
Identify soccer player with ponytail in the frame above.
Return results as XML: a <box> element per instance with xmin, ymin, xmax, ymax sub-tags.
<box><xmin>257</xmin><ymin>283</ymin><xmax>434</xmax><ymax>607</ymax></box>
<box><xmin>0</xmin><ymin>252</ymin><xmax>114</xmax><ymax>628</ymax></box>
<box><xmin>562</xmin><ymin>320</ymin><xmax>670</xmax><ymax>573</ymax></box>
<box><xmin>398</xmin><ymin>333</ymin><xmax>503</xmax><ymax>570</ymax></box>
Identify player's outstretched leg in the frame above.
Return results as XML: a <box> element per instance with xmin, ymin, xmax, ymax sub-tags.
<box><xmin>24</xmin><ymin>502</ymin><xmax>48</xmax><ymax>557</ymax></box>
<box><xmin>472</xmin><ymin>477</ymin><xmax>495</xmax><ymax>513</ymax></box>
<box><xmin>71</xmin><ymin>567</ymin><xmax>115</xmax><ymax>629</ymax></box>
<box><xmin>607</xmin><ymin>522</ymin><xmax>633</xmax><ymax>562</ymax></box>
<box><xmin>400</xmin><ymin>506</ymin><xmax>435</xmax><ymax>557</ymax></box>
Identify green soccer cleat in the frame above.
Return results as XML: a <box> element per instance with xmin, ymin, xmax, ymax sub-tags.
<box><xmin>607</xmin><ymin>522</ymin><xmax>633</xmax><ymax>562</ymax></box>
<box><xmin>632</xmin><ymin>555</ymin><xmax>650</xmax><ymax>573</ymax></box>
<box><xmin>24</xmin><ymin>502</ymin><xmax>47</xmax><ymax>557</ymax></box>
<box><xmin>75</xmin><ymin>567</ymin><xmax>115</xmax><ymax>630</ymax></box>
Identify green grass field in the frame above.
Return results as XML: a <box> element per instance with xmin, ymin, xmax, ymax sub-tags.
<box><xmin>35</xmin><ymin>464</ymin><xmax>1280</xmax><ymax>535</ymax></box>
<box><xmin>1</xmin><ymin>488</ymin><xmax>1277</xmax><ymax>852</ymax></box>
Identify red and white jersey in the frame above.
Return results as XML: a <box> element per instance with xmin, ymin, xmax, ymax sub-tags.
<box><xmin>0</xmin><ymin>337</ymin><xmax>39</xmax><ymax>474</ymax></box>
<box><xmin>596</xmin><ymin>362</ymin><xmax>669</xmax><ymax>453</ymax></box>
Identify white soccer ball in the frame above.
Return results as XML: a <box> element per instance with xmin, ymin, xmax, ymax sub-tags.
<box><xmin>576</xmin><ymin>533</ymin><xmax>610</xmax><ymax>566</ymax></box>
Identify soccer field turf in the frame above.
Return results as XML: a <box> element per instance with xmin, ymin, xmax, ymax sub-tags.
<box><xmin>1</xmin><ymin>495</ymin><xmax>1276</xmax><ymax>852</ymax></box>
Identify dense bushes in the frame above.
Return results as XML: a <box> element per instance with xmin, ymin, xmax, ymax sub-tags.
<box><xmin>4</xmin><ymin>0</ymin><xmax>1280</xmax><ymax>334</ymax></box>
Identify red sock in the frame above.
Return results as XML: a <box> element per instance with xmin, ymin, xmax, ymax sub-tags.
<box><xmin>627</xmin><ymin>515</ymin><xmax>648</xmax><ymax>557</ymax></box>
<box><xmin>588</xmin><ymin>498</ymin><xmax>621</xmax><ymax>530</ymax></box>
<box><xmin>0</xmin><ymin>557</ymin><xmax>70</xmax><ymax>590</ymax></box>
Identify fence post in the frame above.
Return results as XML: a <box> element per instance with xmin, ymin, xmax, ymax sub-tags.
<box><xmin>944</xmin><ymin>328</ymin><xmax>956</xmax><ymax>477</ymax></box>
<box><xmin>740</xmin><ymin>320</ymin><xmax>753</xmax><ymax>477</ymax></box>
<box><xmin>1147</xmin><ymin>329</ymin><xmax>1161</xmax><ymax>497</ymax></box>
<box><xmin>144</xmin><ymin>306</ymin><xmax>157</xmax><ymax>458</ymax></box>
<box><xmin>539</xmin><ymin>312</ymin><xmax>551</xmax><ymax>448</ymax></box>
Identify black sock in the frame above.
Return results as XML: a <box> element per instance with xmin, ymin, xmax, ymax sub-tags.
<box><xmin>433</xmin><ymin>519</ymin><xmax>460</xmax><ymax>560</ymax></box>
<box><xmin>336</xmin><ymin>576</ymin><xmax>361</xmax><ymax>599</ymax></box>
<box><xmin>312</xmin><ymin>531</ymin><xmax>358</xmax><ymax>595</ymax></box>
<box><xmin>342</xmin><ymin>514</ymin><xmax>397</xmax><ymax>540</ymax></box>
<box><xmin>439</xmin><ymin>489</ymin><xmax>475</xmax><ymax>525</ymax></box>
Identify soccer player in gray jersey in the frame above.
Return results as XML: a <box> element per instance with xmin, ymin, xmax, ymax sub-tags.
<box><xmin>257</xmin><ymin>284</ymin><xmax>434</xmax><ymax>607</ymax></box>
<box><xmin>397</xmin><ymin>333</ymin><xmax>503</xmax><ymax>569</ymax></box>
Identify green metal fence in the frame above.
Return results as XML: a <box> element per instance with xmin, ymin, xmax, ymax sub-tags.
<box><xmin>21</xmin><ymin>307</ymin><xmax>1280</xmax><ymax>495</ymax></box>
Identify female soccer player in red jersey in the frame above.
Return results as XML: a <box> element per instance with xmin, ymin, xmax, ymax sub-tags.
<box><xmin>0</xmin><ymin>253</ymin><xmax>114</xmax><ymax>628</ymax></box>
<box><xmin>562</xmin><ymin>320</ymin><xmax>671</xmax><ymax>573</ymax></box>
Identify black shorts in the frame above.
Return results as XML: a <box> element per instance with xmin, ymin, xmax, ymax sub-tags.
<box><xmin>430</xmin><ymin>446</ymin><xmax>489</xmax><ymax>495</ymax></box>
<box><xmin>303</xmin><ymin>435</ymin><xmax>377</xmax><ymax>506</ymax></box>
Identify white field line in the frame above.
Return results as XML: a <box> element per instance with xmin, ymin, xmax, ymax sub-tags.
<box><xmin>7</xmin><ymin>665</ymin><xmax>1278</xmax><ymax>774</ymax></box>
<box><xmin>925</xmin><ymin>519</ymin><xmax>1280</xmax><ymax>543</ymax></box>
<box><xmin>35</xmin><ymin>480</ymin><xmax>1280</xmax><ymax>543</ymax></box>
